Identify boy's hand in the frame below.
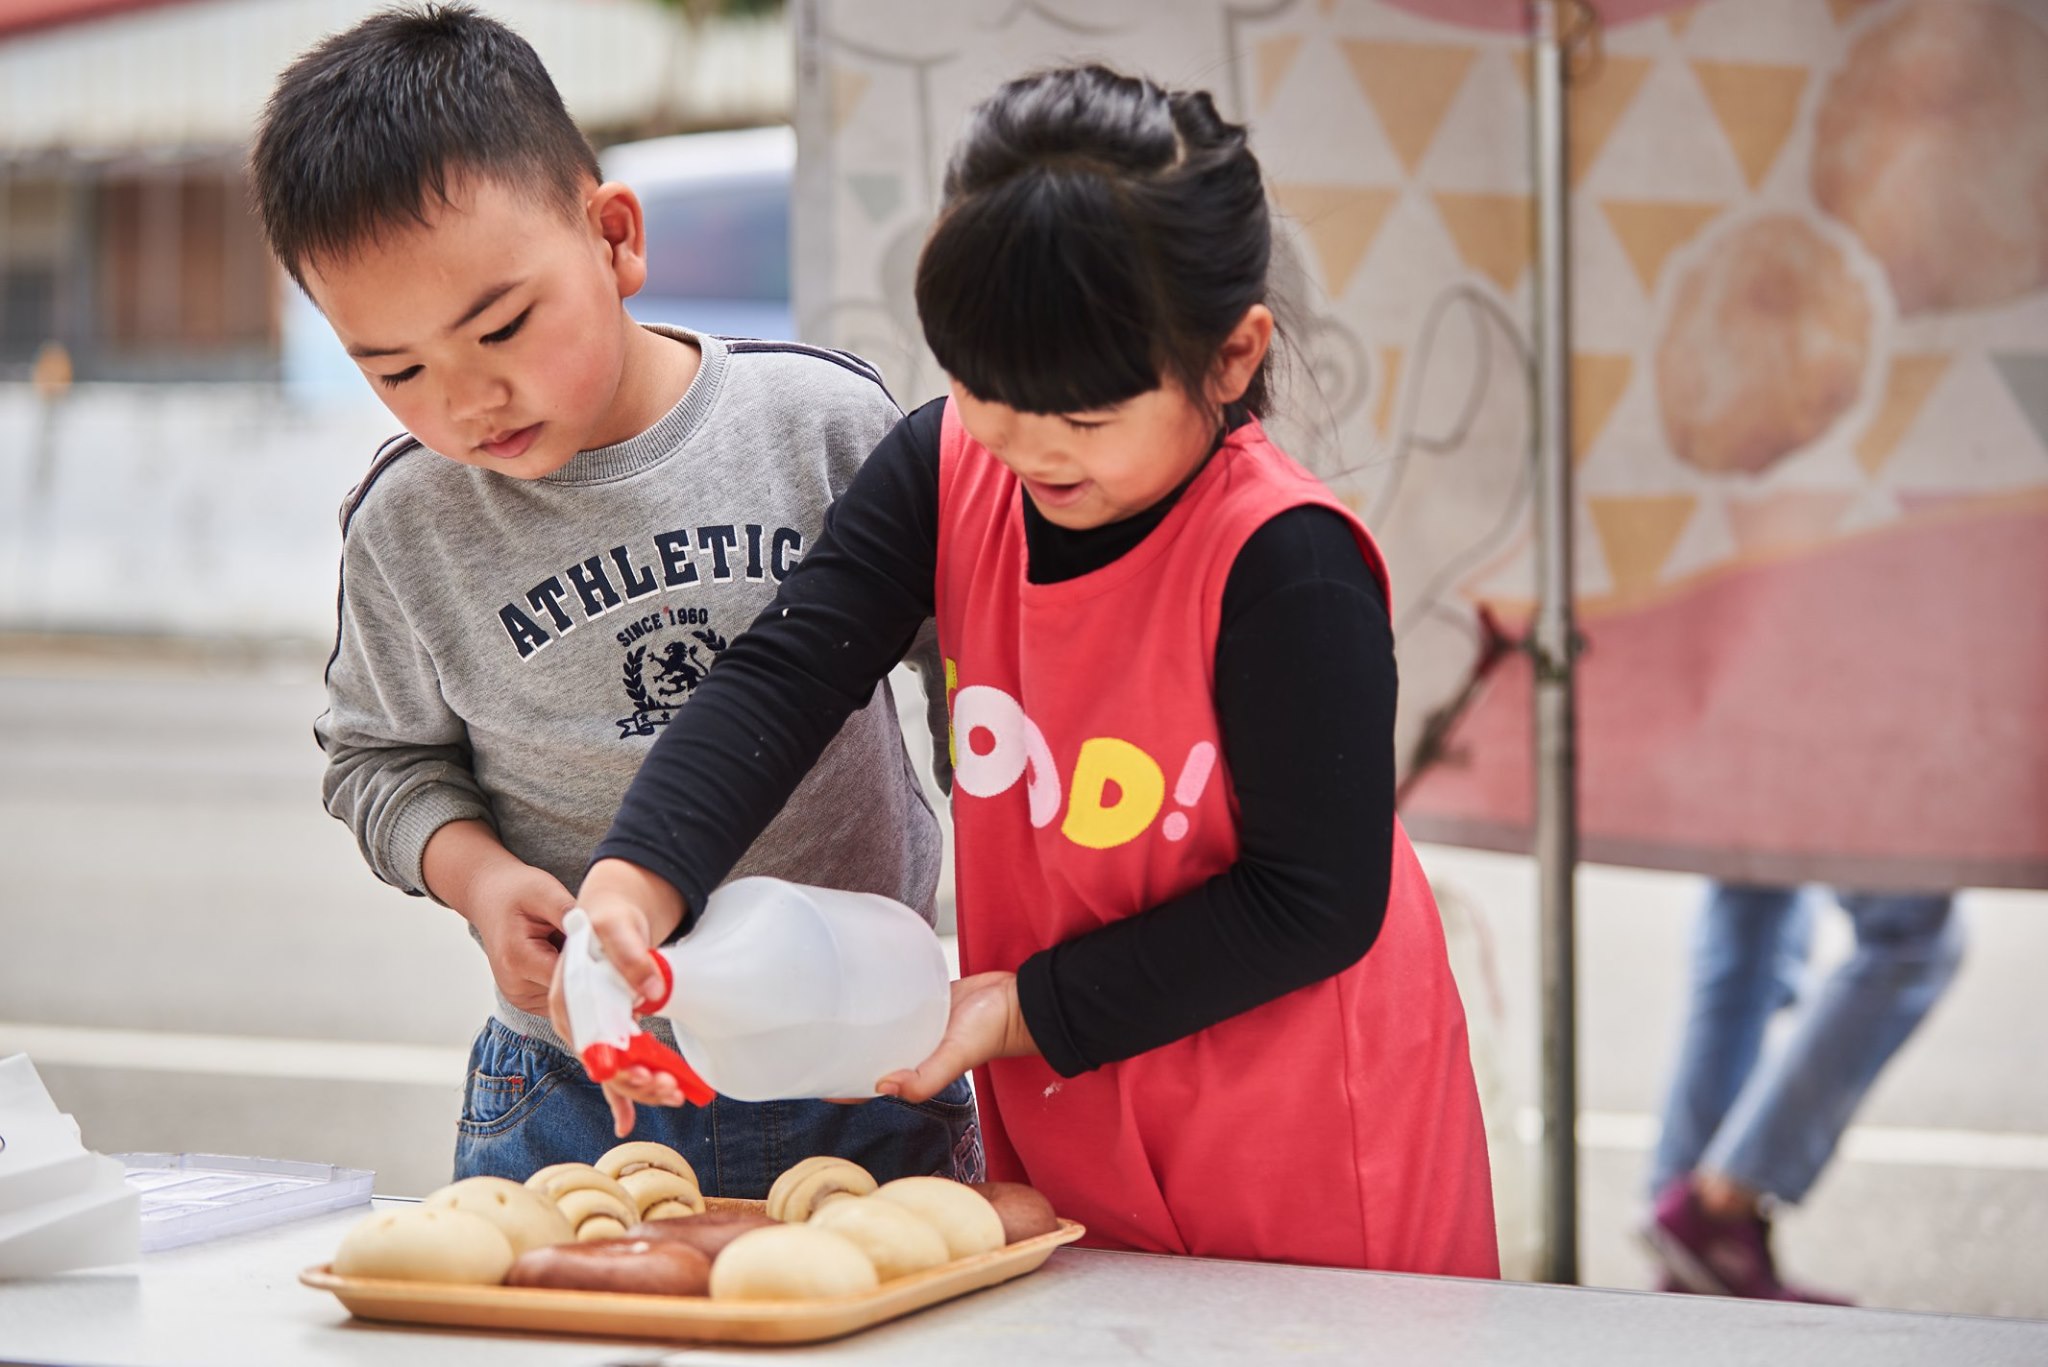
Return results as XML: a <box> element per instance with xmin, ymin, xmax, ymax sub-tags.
<box><xmin>422</xmin><ymin>820</ymin><xmax>573</xmax><ymax>1016</ymax></box>
<box><xmin>549</xmin><ymin>858</ymin><xmax>691</xmax><ymax>1137</ymax></box>
<box><xmin>468</xmin><ymin>865</ymin><xmax>575</xmax><ymax>1015</ymax></box>
<box><xmin>876</xmin><ymin>972</ymin><xmax>1039</xmax><ymax>1104</ymax></box>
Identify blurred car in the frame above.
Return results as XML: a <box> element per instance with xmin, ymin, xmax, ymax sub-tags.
<box><xmin>602</xmin><ymin>125</ymin><xmax>794</xmax><ymax>342</ymax></box>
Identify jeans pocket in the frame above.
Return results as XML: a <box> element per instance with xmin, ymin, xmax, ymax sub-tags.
<box><xmin>456</xmin><ymin>1022</ymin><xmax>574</xmax><ymax>1140</ymax></box>
<box><xmin>891</xmin><ymin>1076</ymin><xmax>982</xmax><ymax>1182</ymax></box>
<box><xmin>460</xmin><ymin>1072</ymin><xmax>529</xmax><ymax>1128</ymax></box>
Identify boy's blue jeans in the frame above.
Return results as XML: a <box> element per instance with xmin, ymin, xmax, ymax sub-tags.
<box><xmin>453</xmin><ymin>1018</ymin><xmax>984</xmax><ymax>1195</ymax></box>
<box><xmin>1649</xmin><ymin>882</ymin><xmax>1963</xmax><ymax>1206</ymax></box>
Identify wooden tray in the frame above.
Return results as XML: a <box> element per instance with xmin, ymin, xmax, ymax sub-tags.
<box><xmin>301</xmin><ymin>1199</ymin><xmax>1085</xmax><ymax>1346</ymax></box>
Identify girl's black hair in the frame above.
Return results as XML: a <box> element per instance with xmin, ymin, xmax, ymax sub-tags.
<box><xmin>250</xmin><ymin>4</ymin><xmax>600</xmax><ymax>289</ymax></box>
<box><xmin>915</xmin><ymin>64</ymin><xmax>1275</xmax><ymax>418</ymax></box>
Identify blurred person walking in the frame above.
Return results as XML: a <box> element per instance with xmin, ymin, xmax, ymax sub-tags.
<box><xmin>1643</xmin><ymin>881</ymin><xmax>1963</xmax><ymax>1302</ymax></box>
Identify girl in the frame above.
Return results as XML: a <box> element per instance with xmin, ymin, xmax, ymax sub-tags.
<box><xmin>557</xmin><ymin>64</ymin><xmax>1498</xmax><ymax>1277</ymax></box>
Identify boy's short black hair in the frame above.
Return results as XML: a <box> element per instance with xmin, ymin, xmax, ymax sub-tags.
<box><xmin>250</xmin><ymin>3</ymin><xmax>601</xmax><ymax>288</ymax></box>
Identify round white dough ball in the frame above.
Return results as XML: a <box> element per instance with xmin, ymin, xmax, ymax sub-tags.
<box><xmin>423</xmin><ymin>1177</ymin><xmax>574</xmax><ymax>1256</ymax></box>
<box><xmin>871</xmin><ymin>1177</ymin><xmax>1005</xmax><ymax>1260</ymax></box>
<box><xmin>809</xmin><ymin>1195</ymin><xmax>951</xmax><ymax>1280</ymax></box>
<box><xmin>333</xmin><ymin>1205</ymin><xmax>514</xmax><ymax>1284</ymax></box>
<box><xmin>709</xmin><ymin>1224</ymin><xmax>881</xmax><ymax>1300</ymax></box>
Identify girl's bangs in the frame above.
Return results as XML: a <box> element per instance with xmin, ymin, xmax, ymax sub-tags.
<box><xmin>917</xmin><ymin>180</ymin><xmax>1165</xmax><ymax>415</ymax></box>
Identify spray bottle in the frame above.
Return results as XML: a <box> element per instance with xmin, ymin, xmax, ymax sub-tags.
<box><xmin>561</xmin><ymin>876</ymin><xmax>951</xmax><ymax>1103</ymax></box>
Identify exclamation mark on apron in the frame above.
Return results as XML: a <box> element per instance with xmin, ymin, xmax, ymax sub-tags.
<box><xmin>1161</xmin><ymin>742</ymin><xmax>1217</xmax><ymax>842</ymax></box>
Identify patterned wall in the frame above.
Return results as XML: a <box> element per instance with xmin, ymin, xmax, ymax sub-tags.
<box><xmin>797</xmin><ymin>0</ymin><xmax>2048</xmax><ymax>889</ymax></box>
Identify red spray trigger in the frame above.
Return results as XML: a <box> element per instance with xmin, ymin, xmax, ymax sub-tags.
<box><xmin>580</xmin><ymin>1032</ymin><xmax>714</xmax><ymax>1107</ymax></box>
<box><xmin>576</xmin><ymin>949</ymin><xmax>709</xmax><ymax>1104</ymax></box>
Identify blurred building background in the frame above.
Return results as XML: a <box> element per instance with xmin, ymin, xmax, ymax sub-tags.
<box><xmin>0</xmin><ymin>0</ymin><xmax>784</xmax><ymax>383</ymax></box>
<box><xmin>0</xmin><ymin>0</ymin><xmax>786</xmax><ymax>636</ymax></box>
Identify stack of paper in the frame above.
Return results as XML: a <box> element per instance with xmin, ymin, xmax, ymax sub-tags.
<box><xmin>0</xmin><ymin>1053</ymin><xmax>140</xmax><ymax>1279</ymax></box>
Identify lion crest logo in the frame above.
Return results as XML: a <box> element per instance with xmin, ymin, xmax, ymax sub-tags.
<box><xmin>617</xmin><ymin>627</ymin><xmax>729</xmax><ymax>737</ymax></box>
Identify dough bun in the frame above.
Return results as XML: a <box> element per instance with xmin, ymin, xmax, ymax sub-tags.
<box><xmin>626</xmin><ymin>1209</ymin><xmax>778</xmax><ymax>1261</ymax></box>
<box><xmin>968</xmin><ymin>1181</ymin><xmax>1061</xmax><ymax>1243</ymax></box>
<box><xmin>595</xmin><ymin>1141</ymin><xmax>700</xmax><ymax>1188</ymax></box>
<box><xmin>709</xmin><ymin>1224</ymin><xmax>881</xmax><ymax>1301</ymax></box>
<box><xmin>524</xmin><ymin>1162</ymin><xmax>635</xmax><ymax>1209</ymax></box>
<box><xmin>809</xmin><ymin>1194</ymin><xmax>951</xmax><ymax>1281</ymax></box>
<box><xmin>523</xmin><ymin>1163</ymin><xmax>638</xmax><ymax>1242</ymax></box>
<box><xmin>332</xmin><ymin>1205</ymin><xmax>514</xmax><ymax>1285</ymax></box>
<box><xmin>505</xmin><ymin>1236</ymin><xmax>711</xmax><ymax>1296</ymax></box>
<box><xmin>618</xmin><ymin>1166</ymin><xmax>706</xmax><ymax>1220</ymax></box>
<box><xmin>872</xmin><ymin>1177</ymin><xmax>1005</xmax><ymax>1259</ymax></box>
<box><xmin>765</xmin><ymin>1155</ymin><xmax>878</xmax><ymax>1222</ymax></box>
<box><xmin>423</xmin><ymin>1176</ymin><xmax>575</xmax><ymax>1256</ymax></box>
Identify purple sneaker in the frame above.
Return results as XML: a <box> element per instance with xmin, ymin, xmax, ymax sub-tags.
<box><xmin>1641</xmin><ymin>1178</ymin><xmax>1854</xmax><ymax>1305</ymax></box>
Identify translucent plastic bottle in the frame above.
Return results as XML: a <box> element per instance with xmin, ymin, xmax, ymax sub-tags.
<box><xmin>562</xmin><ymin>877</ymin><xmax>950</xmax><ymax>1103</ymax></box>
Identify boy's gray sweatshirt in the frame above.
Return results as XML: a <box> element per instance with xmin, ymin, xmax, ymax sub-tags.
<box><xmin>317</xmin><ymin>329</ymin><xmax>944</xmax><ymax>1052</ymax></box>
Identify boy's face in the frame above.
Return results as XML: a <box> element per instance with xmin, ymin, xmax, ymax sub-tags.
<box><xmin>304</xmin><ymin>175</ymin><xmax>647</xmax><ymax>479</ymax></box>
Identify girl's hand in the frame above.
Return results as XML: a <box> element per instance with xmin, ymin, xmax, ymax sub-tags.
<box><xmin>876</xmin><ymin>972</ymin><xmax>1039</xmax><ymax>1103</ymax></box>
<box><xmin>547</xmin><ymin>858</ymin><xmax>691</xmax><ymax>1137</ymax></box>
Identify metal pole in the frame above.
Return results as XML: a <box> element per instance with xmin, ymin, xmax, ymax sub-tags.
<box><xmin>1530</xmin><ymin>0</ymin><xmax>1581</xmax><ymax>1286</ymax></box>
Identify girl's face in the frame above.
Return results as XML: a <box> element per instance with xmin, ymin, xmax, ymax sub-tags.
<box><xmin>950</xmin><ymin>378</ymin><xmax>1220</xmax><ymax>531</ymax></box>
<box><xmin>949</xmin><ymin>305</ymin><xmax>1276</xmax><ymax>531</ymax></box>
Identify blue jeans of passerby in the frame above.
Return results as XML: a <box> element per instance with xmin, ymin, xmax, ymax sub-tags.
<box><xmin>452</xmin><ymin>1018</ymin><xmax>984</xmax><ymax>1194</ymax></box>
<box><xmin>1649</xmin><ymin>883</ymin><xmax>1963</xmax><ymax>1206</ymax></box>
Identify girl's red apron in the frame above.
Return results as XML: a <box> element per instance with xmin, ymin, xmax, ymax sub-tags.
<box><xmin>933</xmin><ymin>400</ymin><xmax>1499</xmax><ymax>1277</ymax></box>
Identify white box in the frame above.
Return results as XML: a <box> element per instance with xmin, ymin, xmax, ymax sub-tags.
<box><xmin>0</xmin><ymin>1153</ymin><xmax>141</xmax><ymax>1279</ymax></box>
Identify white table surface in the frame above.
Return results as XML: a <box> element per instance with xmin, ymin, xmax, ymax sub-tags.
<box><xmin>2</xmin><ymin>1200</ymin><xmax>2044</xmax><ymax>1366</ymax></box>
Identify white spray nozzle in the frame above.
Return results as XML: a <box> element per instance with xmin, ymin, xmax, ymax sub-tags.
<box><xmin>560</xmin><ymin>907</ymin><xmax>639</xmax><ymax>1059</ymax></box>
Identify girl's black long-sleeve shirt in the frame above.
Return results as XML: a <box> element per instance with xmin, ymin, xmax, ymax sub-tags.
<box><xmin>597</xmin><ymin>398</ymin><xmax>1397</xmax><ymax>1077</ymax></box>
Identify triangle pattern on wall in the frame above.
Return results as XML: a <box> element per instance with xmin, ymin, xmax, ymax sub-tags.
<box><xmin>1271</xmin><ymin>183</ymin><xmax>1401</xmax><ymax>298</ymax></box>
<box><xmin>847</xmin><ymin>173</ymin><xmax>902</xmax><ymax>225</ymax></box>
<box><xmin>1339</xmin><ymin>40</ymin><xmax>1477</xmax><ymax>175</ymax></box>
<box><xmin>1512</xmin><ymin>52</ymin><xmax>1653</xmax><ymax>187</ymax></box>
<box><xmin>1432</xmin><ymin>191</ymin><xmax>1533</xmax><ymax>294</ymax></box>
<box><xmin>1991</xmin><ymin>354</ymin><xmax>2048</xmax><ymax>459</ymax></box>
<box><xmin>1572</xmin><ymin>353</ymin><xmax>1634</xmax><ymax>467</ymax></box>
<box><xmin>1599</xmin><ymin>199</ymin><xmax>1725</xmax><ymax>295</ymax></box>
<box><xmin>1588</xmin><ymin>495</ymin><xmax>1697</xmax><ymax>597</ymax></box>
<box><xmin>1374</xmin><ymin>346</ymin><xmax>1405</xmax><ymax>436</ymax></box>
<box><xmin>1567</xmin><ymin>55</ymin><xmax>1654</xmax><ymax>188</ymax></box>
<box><xmin>831</xmin><ymin>66</ymin><xmax>872</xmax><ymax>135</ymax></box>
<box><xmin>1691</xmin><ymin>60</ymin><xmax>1808</xmax><ymax>189</ymax></box>
<box><xmin>1256</xmin><ymin>34</ymin><xmax>1305</xmax><ymax>109</ymax></box>
<box><xmin>1855</xmin><ymin>354</ymin><xmax>1953</xmax><ymax>477</ymax></box>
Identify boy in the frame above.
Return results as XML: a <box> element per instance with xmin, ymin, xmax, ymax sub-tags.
<box><xmin>249</xmin><ymin>3</ymin><xmax>976</xmax><ymax>1193</ymax></box>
